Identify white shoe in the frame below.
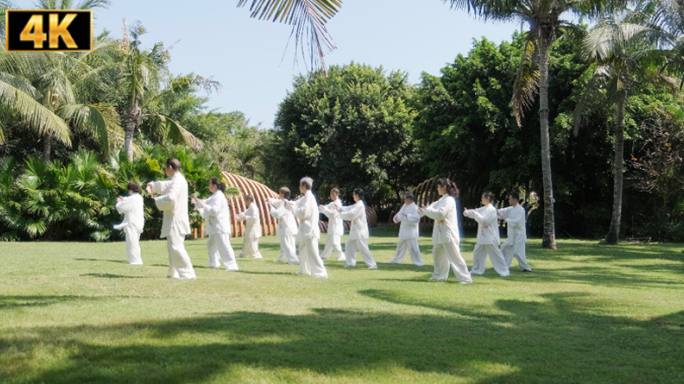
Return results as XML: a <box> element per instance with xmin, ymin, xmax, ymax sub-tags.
<box><xmin>368</xmin><ymin>265</ymin><xmax>378</xmax><ymax>270</ymax></box>
<box><xmin>460</xmin><ymin>281</ymin><xmax>472</xmax><ymax>284</ymax></box>
<box><xmin>344</xmin><ymin>264</ymin><xmax>355</xmax><ymax>268</ymax></box>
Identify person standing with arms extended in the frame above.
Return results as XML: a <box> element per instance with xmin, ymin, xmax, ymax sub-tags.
<box><xmin>192</xmin><ymin>178</ymin><xmax>239</xmax><ymax>271</ymax></box>
<box><xmin>146</xmin><ymin>158</ymin><xmax>196</xmax><ymax>280</ymax></box>
<box><xmin>268</xmin><ymin>187</ymin><xmax>299</xmax><ymax>265</ymax></box>
<box><xmin>464</xmin><ymin>191</ymin><xmax>510</xmax><ymax>277</ymax></box>
<box><xmin>318</xmin><ymin>188</ymin><xmax>345</xmax><ymax>261</ymax></box>
<box><xmin>418</xmin><ymin>178</ymin><xmax>472</xmax><ymax>283</ymax></box>
<box><xmin>388</xmin><ymin>192</ymin><xmax>424</xmax><ymax>266</ymax></box>
<box><xmin>236</xmin><ymin>195</ymin><xmax>263</xmax><ymax>259</ymax></box>
<box><xmin>336</xmin><ymin>188</ymin><xmax>378</xmax><ymax>270</ymax></box>
<box><xmin>114</xmin><ymin>181</ymin><xmax>145</xmax><ymax>265</ymax></box>
<box><xmin>285</xmin><ymin>177</ymin><xmax>327</xmax><ymax>278</ymax></box>
<box><xmin>497</xmin><ymin>192</ymin><xmax>531</xmax><ymax>272</ymax></box>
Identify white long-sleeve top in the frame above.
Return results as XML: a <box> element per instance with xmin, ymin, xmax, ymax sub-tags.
<box><xmin>150</xmin><ymin>172</ymin><xmax>191</xmax><ymax>238</ymax></box>
<box><xmin>319</xmin><ymin>198</ymin><xmax>344</xmax><ymax>236</ymax></box>
<box><xmin>268</xmin><ymin>197</ymin><xmax>298</xmax><ymax>237</ymax></box>
<box><xmin>197</xmin><ymin>191</ymin><xmax>231</xmax><ymax>235</ymax></box>
<box><xmin>393</xmin><ymin>202</ymin><xmax>420</xmax><ymax>240</ymax></box>
<box><xmin>339</xmin><ymin>200</ymin><xmax>369</xmax><ymax>241</ymax></box>
<box><xmin>498</xmin><ymin>204</ymin><xmax>526</xmax><ymax>244</ymax></box>
<box><xmin>238</xmin><ymin>202</ymin><xmax>262</xmax><ymax>239</ymax></box>
<box><xmin>114</xmin><ymin>193</ymin><xmax>144</xmax><ymax>234</ymax></box>
<box><xmin>419</xmin><ymin>194</ymin><xmax>459</xmax><ymax>244</ymax></box>
<box><xmin>286</xmin><ymin>190</ymin><xmax>320</xmax><ymax>241</ymax></box>
<box><xmin>464</xmin><ymin>203</ymin><xmax>500</xmax><ymax>245</ymax></box>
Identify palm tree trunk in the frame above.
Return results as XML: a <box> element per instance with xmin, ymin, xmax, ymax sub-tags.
<box><xmin>604</xmin><ymin>93</ymin><xmax>626</xmax><ymax>244</ymax></box>
<box><xmin>124</xmin><ymin>92</ymin><xmax>142</xmax><ymax>162</ymax></box>
<box><xmin>537</xmin><ymin>33</ymin><xmax>557</xmax><ymax>250</ymax></box>
<box><xmin>42</xmin><ymin>134</ymin><xmax>51</xmax><ymax>162</ymax></box>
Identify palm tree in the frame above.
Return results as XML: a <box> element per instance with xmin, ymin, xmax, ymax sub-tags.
<box><xmin>444</xmin><ymin>0</ymin><xmax>627</xmax><ymax>249</ymax></box>
<box><xmin>575</xmin><ymin>2</ymin><xmax>674</xmax><ymax>244</ymax></box>
<box><xmin>118</xmin><ymin>21</ymin><xmax>213</xmax><ymax>161</ymax></box>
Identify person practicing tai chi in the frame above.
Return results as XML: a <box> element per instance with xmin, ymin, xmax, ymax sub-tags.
<box><xmin>146</xmin><ymin>158</ymin><xmax>196</xmax><ymax>280</ymax></box>
<box><xmin>237</xmin><ymin>194</ymin><xmax>262</xmax><ymax>259</ymax></box>
<box><xmin>318</xmin><ymin>188</ymin><xmax>345</xmax><ymax>261</ymax></box>
<box><xmin>268</xmin><ymin>187</ymin><xmax>299</xmax><ymax>264</ymax></box>
<box><xmin>114</xmin><ymin>181</ymin><xmax>145</xmax><ymax>265</ymax></box>
<box><xmin>388</xmin><ymin>192</ymin><xmax>424</xmax><ymax>266</ymax></box>
<box><xmin>284</xmin><ymin>177</ymin><xmax>327</xmax><ymax>278</ymax></box>
<box><xmin>336</xmin><ymin>188</ymin><xmax>378</xmax><ymax>270</ymax></box>
<box><xmin>418</xmin><ymin>179</ymin><xmax>472</xmax><ymax>283</ymax></box>
<box><xmin>191</xmin><ymin>178</ymin><xmax>239</xmax><ymax>271</ymax></box>
<box><xmin>464</xmin><ymin>191</ymin><xmax>510</xmax><ymax>277</ymax></box>
<box><xmin>497</xmin><ymin>192</ymin><xmax>531</xmax><ymax>272</ymax></box>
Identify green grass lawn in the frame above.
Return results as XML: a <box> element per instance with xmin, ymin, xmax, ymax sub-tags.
<box><xmin>1</xmin><ymin>227</ymin><xmax>683</xmax><ymax>383</ymax></box>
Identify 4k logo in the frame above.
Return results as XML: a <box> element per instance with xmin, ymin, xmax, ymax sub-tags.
<box><xmin>5</xmin><ymin>10</ymin><xmax>93</xmax><ymax>52</ymax></box>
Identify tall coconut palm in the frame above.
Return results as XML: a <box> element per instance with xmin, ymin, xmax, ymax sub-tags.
<box><xmin>445</xmin><ymin>0</ymin><xmax>627</xmax><ymax>249</ymax></box>
<box><xmin>118</xmin><ymin>21</ymin><xmax>212</xmax><ymax>161</ymax></box>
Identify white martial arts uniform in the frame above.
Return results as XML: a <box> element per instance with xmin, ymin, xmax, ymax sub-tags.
<box><xmin>388</xmin><ymin>202</ymin><xmax>424</xmax><ymax>266</ymax></box>
<box><xmin>420</xmin><ymin>195</ymin><xmax>472</xmax><ymax>283</ymax></box>
<box><xmin>197</xmin><ymin>191</ymin><xmax>238</xmax><ymax>271</ymax></box>
<box><xmin>498</xmin><ymin>204</ymin><xmax>531</xmax><ymax>271</ymax></box>
<box><xmin>114</xmin><ymin>193</ymin><xmax>144</xmax><ymax>265</ymax></box>
<box><xmin>464</xmin><ymin>204</ymin><xmax>510</xmax><ymax>277</ymax></box>
<box><xmin>269</xmin><ymin>197</ymin><xmax>299</xmax><ymax>264</ymax></box>
<box><xmin>237</xmin><ymin>202</ymin><xmax>262</xmax><ymax>258</ymax></box>
<box><xmin>150</xmin><ymin>173</ymin><xmax>197</xmax><ymax>279</ymax></box>
<box><xmin>286</xmin><ymin>190</ymin><xmax>327</xmax><ymax>278</ymax></box>
<box><xmin>339</xmin><ymin>200</ymin><xmax>377</xmax><ymax>269</ymax></box>
<box><xmin>318</xmin><ymin>198</ymin><xmax>345</xmax><ymax>261</ymax></box>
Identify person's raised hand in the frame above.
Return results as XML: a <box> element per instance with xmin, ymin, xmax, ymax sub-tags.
<box><xmin>116</xmin><ymin>196</ymin><xmax>124</xmax><ymax>203</ymax></box>
<box><xmin>190</xmin><ymin>197</ymin><xmax>198</xmax><ymax>204</ymax></box>
<box><xmin>146</xmin><ymin>184</ymin><xmax>152</xmax><ymax>194</ymax></box>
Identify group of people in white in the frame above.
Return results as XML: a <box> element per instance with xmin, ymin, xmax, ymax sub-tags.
<box><xmin>114</xmin><ymin>159</ymin><xmax>531</xmax><ymax>281</ymax></box>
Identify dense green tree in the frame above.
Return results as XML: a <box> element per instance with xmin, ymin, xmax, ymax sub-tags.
<box><xmin>270</xmin><ymin>63</ymin><xmax>419</xmax><ymax>204</ymax></box>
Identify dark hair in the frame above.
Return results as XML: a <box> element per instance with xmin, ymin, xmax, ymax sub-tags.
<box><xmin>127</xmin><ymin>181</ymin><xmax>141</xmax><ymax>194</ymax></box>
<box><xmin>437</xmin><ymin>178</ymin><xmax>460</xmax><ymax>197</ymax></box>
<box><xmin>353</xmin><ymin>188</ymin><xmax>366</xmax><ymax>205</ymax></box>
<box><xmin>166</xmin><ymin>158</ymin><xmax>181</xmax><ymax>171</ymax></box>
<box><xmin>300</xmin><ymin>177</ymin><xmax>313</xmax><ymax>190</ymax></box>
<box><xmin>245</xmin><ymin>194</ymin><xmax>254</xmax><ymax>203</ymax></box>
<box><xmin>482</xmin><ymin>191</ymin><xmax>495</xmax><ymax>203</ymax></box>
<box><xmin>330</xmin><ymin>188</ymin><xmax>339</xmax><ymax>196</ymax></box>
<box><xmin>509</xmin><ymin>191</ymin><xmax>520</xmax><ymax>201</ymax></box>
<box><xmin>279</xmin><ymin>187</ymin><xmax>291</xmax><ymax>199</ymax></box>
<box><xmin>405</xmin><ymin>192</ymin><xmax>415</xmax><ymax>202</ymax></box>
<box><xmin>210</xmin><ymin>178</ymin><xmax>226</xmax><ymax>192</ymax></box>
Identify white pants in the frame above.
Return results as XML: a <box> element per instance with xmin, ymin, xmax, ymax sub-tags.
<box><xmin>471</xmin><ymin>244</ymin><xmax>510</xmax><ymax>276</ymax></box>
<box><xmin>276</xmin><ymin>235</ymin><xmax>299</xmax><ymax>264</ymax></box>
<box><xmin>239</xmin><ymin>236</ymin><xmax>262</xmax><ymax>259</ymax></box>
<box><xmin>320</xmin><ymin>233</ymin><xmax>345</xmax><ymax>261</ymax></box>
<box><xmin>345</xmin><ymin>237</ymin><xmax>377</xmax><ymax>268</ymax></box>
<box><xmin>431</xmin><ymin>242</ymin><xmax>472</xmax><ymax>283</ymax></box>
<box><xmin>501</xmin><ymin>240</ymin><xmax>531</xmax><ymax>271</ymax></box>
<box><xmin>388</xmin><ymin>238</ymin><xmax>424</xmax><ymax>266</ymax></box>
<box><xmin>124</xmin><ymin>226</ymin><xmax>143</xmax><ymax>265</ymax></box>
<box><xmin>166</xmin><ymin>229</ymin><xmax>196</xmax><ymax>279</ymax></box>
<box><xmin>298</xmin><ymin>237</ymin><xmax>327</xmax><ymax>278</ymax></box>
<box><xmin>207</xmin><ymin>233</ymin><xmax>239</xmax><ymax>271</ymax></box>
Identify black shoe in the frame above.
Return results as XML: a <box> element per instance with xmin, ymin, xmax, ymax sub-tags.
<box><xmin>522</xmin><ymin>269</ymin><xmax>531</xmax><ymax>273</ymax></box>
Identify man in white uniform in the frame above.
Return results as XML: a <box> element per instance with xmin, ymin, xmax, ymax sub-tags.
<box><xmin>318</xmin><ymin>188</ymin><xmax>345</xmax><ymax>261</ymax></box>
<box><xmin>498</xmin><ymin>192</ymin><xmax>531</xmax><ymax>272</ymax></box>
<box><xmin>285</xmin><ymin>177</ymin><xmax>327</xmax><ymax>278</ymax></box>
<box><xmin>146</xmin><ymin>158</ymin><xmax>196</xmax><ymax>279</ymax></box>
<box><xmin>388</xmin><ymin>193</ymin><xmax>424</xmax><ymax>266</ymax></box>
<box><xmin>114</xmin><ymin>181</ymin><xmax>145</xmax><ymax>265</ymax></box>
<box><xmin>269</xmin><ymin>187</ymin><xmax>299</xmax><ymax>264</ymax></box>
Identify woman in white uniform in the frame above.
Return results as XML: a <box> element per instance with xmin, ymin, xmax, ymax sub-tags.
<box><xmin>237</xmin><ymin>194</ymin><xmax>263</xmax><ymax>259</ymax></box>
<box><xmin>336</xmin><ymin>188</ymin><xmax>377</xmax><ymax>269</ymax></box>
<box><xmin>192</xmin><ymin>178</ymin><xmax>239</xmax><ymax>271</ymax></box>
<box><xmin>268</xmin><ymin>187</ymin><xmax>299</xmax><ymax>264</ymax></box>
<box><xmin>114</xmin><ymin>181</ymin><xmax>145</xmax><ymax>265</ymax></box>
<box><xmin>464</xmin><ymin>191</ymin><xmax>510</xmax><ymax>277</ymax></box>
<box><xmin>388</xmin><ymin>192</ymin><xmax>424</xmax><ymax>266</ymax></box>
<box><xmin>418</xmin><ymin>178</ymin><xmax>472</xmax><ymax>283</ymax></box>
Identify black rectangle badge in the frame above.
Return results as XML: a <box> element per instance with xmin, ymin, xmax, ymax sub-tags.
<box><xmin>5</xmin><ymin>10</ymin><xmax>93</xmax><ymax>52</ymax></box>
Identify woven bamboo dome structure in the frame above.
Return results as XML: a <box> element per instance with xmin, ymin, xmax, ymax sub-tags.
<box><xmin>222</xmin><ymin>172</ymin><xmax>279</xmax><ymax>238</ymax></box>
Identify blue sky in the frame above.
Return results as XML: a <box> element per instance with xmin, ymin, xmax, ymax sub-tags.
<box><xmin>15</xmin><ymin>0</ymin><xmax>522</xmax><ymax>128</ymax></box>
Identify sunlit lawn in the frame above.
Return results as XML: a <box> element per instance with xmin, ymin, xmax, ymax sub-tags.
<box><xmin>1</xmin><ymin>226</ymin><xmax>683</xmax><ymax>383</ymax></box>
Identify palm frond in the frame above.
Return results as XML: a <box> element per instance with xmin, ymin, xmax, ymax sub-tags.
<box><xmin>57</xmin><ymin>103</ymin><xmax>122</xmax><ymax>156</ymax></box>
<box><xmin>0</xmin><ymin>80</ymin><xmax>72</xmax><ymax>145</ymax></box>
<box><xmin>237</xmin><ymin>0</ymin><xmax>342</xmax><ymax>74</ymax></box>
<box><xmin>512</xmin><ymin>37</ymin><xmax>539</xmax><ymax>127</ymax></box>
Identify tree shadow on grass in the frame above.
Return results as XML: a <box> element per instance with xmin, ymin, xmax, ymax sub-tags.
<box><xmin>80</xmin><ymin>273</ymin><xmax>145</xmax><ymax>279</ymax></box>
<box><xmin>74</xmin><ymin>258</ymin><xmax>129</xmax><ymax>264</ymax></box>
<box><xmin>537</xmin><ymin>242</ymin><xmax>684</xmax><ymax>263</ymax></box>
<box><xmin>1</xmin><ymin>292</ymin><xmax>683</xmax><ymax>383</ymax></box>
<box><xmin>0</xmin><ymin>295</ymin><xmax>105</xmax><ymax>310</ymax></box>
